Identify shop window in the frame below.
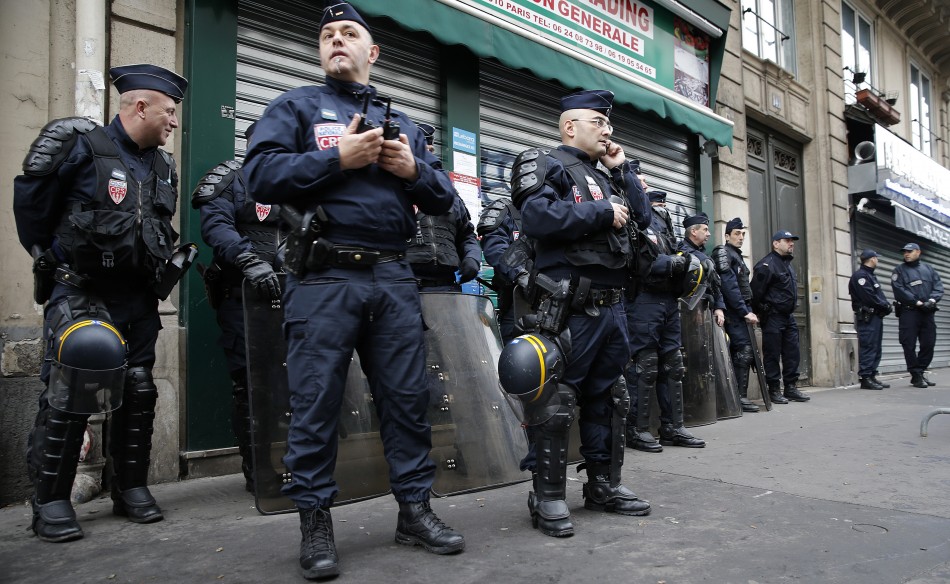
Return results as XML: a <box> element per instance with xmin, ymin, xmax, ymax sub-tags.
<box><xmin>841</xmin><ymin>2</ymin><xmax>873</xmax><ymax>103</ymax></box>
<box><xmin>741</xmin><ymin>0</ymin><xmax>797</xmax><ymax>76</ymax></box>
<box><xmin>910</xmin><ymin>63</ymin><xmax>933</xmax><ymax>156</ymax></box>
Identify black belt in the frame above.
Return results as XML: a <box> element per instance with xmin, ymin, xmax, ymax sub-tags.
<box><xmin>326</xmin><ymin>246</ymin><xmax>404</xmax><ymax>268</ymax></box>
<box><xmin>589</xmin><ymin>288</ymin><xmax>624</xmax><ymax>306</ymax></box>
<box><xmin>417</xmin><ymin>278</ymin><xmax>458</xmax><ymax>288</ymax></box>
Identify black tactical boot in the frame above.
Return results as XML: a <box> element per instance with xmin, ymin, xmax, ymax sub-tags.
<box><xmin>581</xmin><ymin>462</ymin><xmax>650</xmax><ymax>516</ymax></box>
<box><xmin>299</xmin><ymin>507</ymin><xmax>339</xmax><ymax>580</ymax></box>
<box><xmin>860</xmin><ymin>377</ymin><xmax>884</xmax><ymax>390</ymax></box>
<box><xmin>739</xmin><ymin>397</ymin><xmax>760</xmax><ymax>412</ymax></box>
<box><xmin>528</xmin><ymin>474</ymin><xmax>573</xmax><ymax>538</ymax></box>
<box><xmin>870</xmin><ymin>375</ymin><xmax>890</xmax><ymax>388</ymax></box>
<box><xmin>922</xmin><ymin>373</ymin><xmax>937</xmax><ymax>387</ymax></box>
<box><xmin>911</xmin><ymin>374</ymin><xmax>929</xmax><ymax>388</ymax></box>
<box><xmin>783</xmin><ymin>384</ymin><xmax>811</xmax><ymax>402</ymax></box>
<box><xmin>395</xmin><ymin>501</ymin><xmax>465</xmax><ymax>554</ymax></box>
<box><xmin>658</xmin><ymin>423</ymin><xmax>706</xmax><ymax>448</ymax></box>
<box><xmin>625</xmin><ymin>425</ymin><xmax>662</xmax><ymax>453</ymax></box>
<box><xmin>768</xmin><ymin>385</ymin><xmax>789</xmax><ymax>404</ymax></box>
<box><xmin>31</xmin><ymin>498</ymin><xmax>83</xmax><ymax>543</ymax></box>
<box><xmin>112</xmin><ymin>486</ymin><xmax>164</xmax><ymax>524</ymax></box>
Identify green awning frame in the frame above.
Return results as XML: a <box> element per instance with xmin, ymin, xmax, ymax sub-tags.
<box><xmin>351</xmin><ymin>0</ymin><xmax>734</xmax><ymax>147</ymax></box>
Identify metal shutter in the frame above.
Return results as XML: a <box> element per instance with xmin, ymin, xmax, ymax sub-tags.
<box><xmin>479</xmin><ymin>60</ymin><xmax>698</xmax><ymax>238</ymax></box>
<box><xmin>236</xmin><ymin>0</ymin><xmax>441</xmax><ymax>160</ymax></box>
<box><xmin>855</xmin><ymin>214</ymin><xmax>950</xmax><ymax>372</ymax></box>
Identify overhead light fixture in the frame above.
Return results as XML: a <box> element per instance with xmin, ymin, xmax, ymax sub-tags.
<box><xmin>702</xmin><ymin>139</ymin><xmax>718</xmax><ymax>158</ymax></box>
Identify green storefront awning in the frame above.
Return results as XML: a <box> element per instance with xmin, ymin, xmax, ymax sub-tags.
<box><xmin>351</xmin><ymin>0</ymin><xmax>734</xmax><ymax>147</ymax></box>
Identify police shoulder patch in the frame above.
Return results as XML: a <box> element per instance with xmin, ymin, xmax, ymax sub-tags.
<box><xmin>857</xmin><ymin>278</ymin><xmax>866</xmax><ymax>286</ymax></box>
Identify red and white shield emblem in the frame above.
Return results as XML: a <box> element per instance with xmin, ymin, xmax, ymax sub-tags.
<box><xmin>256</xmin><ymin>203</ymin><xmax>271</xmax><ymax>222</ymax></box>
<box><xmin>572</xmin><ymin>185</ymin><xmax>582</xmax><ymax>203</ymax></box>
<box><xmin>313</xmin><ymin>123</ymin><xmax>346</xmax><ymax>150</ymax></box>
<box><xmin>108</xmin><ymin>179</ymin><xmax>127</xmax><ymax>204</ymax></box>
<box><xmin>513</xmin><ymin>230</ymin><xmax>521</xmax><ymax>241</ymax></box>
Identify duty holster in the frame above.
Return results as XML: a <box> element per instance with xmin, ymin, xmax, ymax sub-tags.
<box><xmin>197</xmin><ymin>262</ymin><xmax>225</xmax><ymax>309</ymax></box>
<box><xmin>281</xmin><ymin>205</ymin><xmax>328</xmax><ymax>277</ymax></box>
<box><xmin>31</xmin><ymin>245</ymin><xmax>57</xmax><ymax>304</ymax></box>
<box><xmin>857</xmin><ymin>306</ymin><xmax>874</xmax><ymax>323</ymax></box>
<box><xmin>521</xmin><ymin>272</ymin><xmax>573</xmax><ymax>337</ymax></box>
<box><xmin>153</xmin><ymin>242</ymin><xmax>199</xmax><ymax>301</ymax></box>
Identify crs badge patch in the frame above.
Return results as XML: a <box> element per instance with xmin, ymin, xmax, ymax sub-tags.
<box><xmin>256</xmin><ymin>203</ymin><xmax>271</xmax><ymax>222</ymax></box>
<box><xmin>572</xmin><ymin>185</ymin><xmax>582</xmax><ymax>203</ymax></box>
<box><xmin>314</xmin><ymin>123</ymin><xmax>346</xmax><ymax>150</ymax></box>
<box><xmin>108</xmin><ymin>179</ymin><xmax>127</xmax><ymax>204</ymax></box>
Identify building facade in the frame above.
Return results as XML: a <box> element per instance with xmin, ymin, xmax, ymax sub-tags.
<box><xmin>2</xmin><ymin>0</ymin><xmax>949</xmax><ymax>500</ymax></box>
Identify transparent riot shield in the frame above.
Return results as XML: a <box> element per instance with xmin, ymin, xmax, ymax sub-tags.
<box><xmin>419</xmin><ymin>292</ymin><xmax>531</xmax><ymax>496</ymax></box>
<box><xmin>748</xmin><ymin>322</ymin><xmax>772</xmax><ymax>411</ymax></box>
<box><xmin>712</xmin><ymin>324</ymin><xmax>742</xmax><ymax>420</ymax></box>
<box><xmin>246</xmin><ymin>284</ymin><xmax>530</xmax><ymax>514</ymax></box>
<box><xmin>679</xmin><ymin>299</ymin><xmax>717</xmax><ymax>427</ymax></box>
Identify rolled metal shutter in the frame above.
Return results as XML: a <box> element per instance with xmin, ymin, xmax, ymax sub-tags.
<box><xmin>855</xmin><ymin>214</ymin><xmax>950</xmax><ymax>372</ymax></box>
<box><xmin>479</xmin><ymin>60</ymin><xmax>698</xmax><ymax>238</ymax></box>
<box><xmin>236</xmin><ymin>0</ymin><xmax>441</xmax><ymax>160</ymax></box>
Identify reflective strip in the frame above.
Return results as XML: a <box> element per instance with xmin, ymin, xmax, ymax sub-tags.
<box><xmin>523</xmin><ymin>335</ymin><xmax>548</xmax><ymax>403</ymax></box>
<box><xmin>57</xmin><ymin>320</ymin><xmax>126</xmax><ymax>362</ymax></box>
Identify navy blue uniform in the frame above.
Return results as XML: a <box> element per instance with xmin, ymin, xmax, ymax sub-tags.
<box><xmin>243</xmin><ymin>77</ymin><xmax>454</xmax><ymax>509</ymax></box>
<box><xmin>848</xmin><ymin>264</ymin><xmax>890</xmax><ymax>379</ymax></box>
<box><xmin>521</xmin><ymin>146</ymin><xmax>648</xmax><ymax>463</ymax></box>
<box><xmin>408</xmin><ymin>195</ymin><xmax>480</xmax><ymax>291</ymax></box>
<box><xmin>478</xmin><ymin>200</ymin><xmax>524</xmax><ymax>343</ymax></box>
<box><xmin>751</xmin><ymin>251</ymin><xmax>800</xmax><ymax>389</ymax></box>
<box><xmin>891</xmin><ymin>259</ymin><xmax>944</xmax><ymax>377</ymax></box>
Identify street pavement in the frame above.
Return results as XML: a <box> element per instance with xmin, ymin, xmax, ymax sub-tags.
<box><xmin>2</xmin><ymin>370</ymin><xmax>950</xmax><ymax>583</ymax></box>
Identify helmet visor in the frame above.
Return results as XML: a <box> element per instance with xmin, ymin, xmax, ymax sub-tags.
<box><xmin>48</xmin><ymin>362</ymin><xmax>126</xmax><ymax>414</ymax></box>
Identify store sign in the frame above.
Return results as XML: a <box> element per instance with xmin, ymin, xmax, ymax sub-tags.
<box><xmin>894</xmin><ymin>204</ymin><xmax>950</xmax><ymax>248</ymax></box>
<box><xmin>462</xmin><ymin>0</ymin><xmax>711</xmax><ymax>106</ymax></box>
<box><xmin>876</xmin><ymin>126</ymin><xmax>950</xmax><ymax>224</ymax></box>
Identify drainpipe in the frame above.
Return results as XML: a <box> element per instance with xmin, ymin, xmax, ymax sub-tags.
<box><xmin>71</xmin><ymin>0</ymin><xmax>107</xmax><ymax>505</ymax></box>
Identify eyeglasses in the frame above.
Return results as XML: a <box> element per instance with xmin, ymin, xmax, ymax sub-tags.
<box><xmin>571</xmin><ymin>118</ymin><xmax>612</xmax><ymax>131</ymax></box>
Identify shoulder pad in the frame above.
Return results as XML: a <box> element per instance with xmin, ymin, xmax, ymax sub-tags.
<box><xmin>510</xmin><ymin>149</ymin><xmax>548</xmax><ymax>209</ymax></box>
<box><xmin>711</xmin><ymin>245</ymin><xmax>730</xmax><ymax>274</ymax></box>
<box><xmin>22</xmin><ymin>117</ymin><xmax>100</xmax><ymax>176</ymax></box>
<box><xmin>476</xmin><ymin>199</ymin><xmax>511</xmax><ymax>236</ymax></box>
<box><xmin>191</xmin><ymin>160</ymin><xmax>243</xmax><ymax>208</ymax></box>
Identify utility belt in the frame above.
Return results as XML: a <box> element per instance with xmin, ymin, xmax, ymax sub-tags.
<box><xmin>520</xmin><ymin>271</ymin><xmax>623</xmax><ymax>337</ymax></box>
<box><xmin>855</xmin><ymin>306</ymin><xmax>876</xmax><ymax>323</ymax></box>
<box><xmin>416</xmin><ymin>278</ymin><xmax>458</xmax><ymax>288</ymax></box>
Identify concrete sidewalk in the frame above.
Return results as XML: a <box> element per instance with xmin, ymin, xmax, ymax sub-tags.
<box><xmin>3</xmin><ymin>371</ymin><xmax>950</xmax><ymax>584</ymax></box>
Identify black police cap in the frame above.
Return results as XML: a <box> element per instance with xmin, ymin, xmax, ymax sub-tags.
<box><xmin>109</xmin><ymin>64</ymin><xmax>188</xmax><ymax>103</ymax></box>
<box><xmin>725</xmin><ymin>217</ymin><xmax>746</xmax><ymax>234</ymax></box>
<box><xmin>648</xmin><ymin>190</ymin><xmax>667</xmax><ymax>203</ymax></box>
<box><xmin>683</xmin><ymin>213</ymin><xmax>709</xmax><ymax>228</ymax></box>
<box><xmin>560</xmin><ymin>89</ymin><xmax>614</xmax><ymax>116</ymax></box>
<box><xmin>321</xmin><ymin>2</ymin><xmax>371</xmax><ymax>33</ymax></box>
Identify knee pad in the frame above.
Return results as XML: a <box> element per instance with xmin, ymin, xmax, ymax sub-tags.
<box><xmin>660</xmin><ymin>350</ymin><xmax>685</xmax><ymax>381</ymax></box>
<box><xmin>734</xmin><ymin>345</ymin><xmax>754</xmax><ymax>368</ymax></box>
<box><xmin>535</xmin><ymin>385</ymin><xmax>576</xmax><ymax>434</ymax></box>
<box><xmin>635</xmin><ymin>350</ymin><xmax>659</xmax><ymax>385</ymax></box>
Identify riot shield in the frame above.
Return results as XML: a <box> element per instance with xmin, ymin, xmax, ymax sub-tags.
<box><xmin>679</xmin><ymin>299</ymin><xmax>717</xmax><ymax>427</ymax></box>
<box><xmin>246</xmin><ymin>284</ymin><xmax>530</xmax><ymax>514</ymax></box>
<box><xmin>747</xmin><ymin>322</ymin><xmax>772</xmax><ymax>411</ymax></box>
<box><xmin>419</xmin><ymin>292</ymin><xmax>531</xmax><ymax>496</ymax></box>
<box><xmin>712</xmin><ymin>324</ymin><xmax>742</xmax><ymax>420</ymax></box>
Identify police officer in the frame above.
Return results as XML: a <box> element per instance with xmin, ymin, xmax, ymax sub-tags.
<box><xmin>891</xmin><ymin>242</ymin><xmax>944</xmax><ymax>388</ymax></box>
<box><xmin>407</xmin><ymin>123</ymin><xmax>481</xmax><ymax>291</ymax></box>
<box><xmin>711</xmin><ymin>218</ymin><xmax>760</xmax><ymax>412</ymax></box>
<box><xmin>478</xmin><ymin>196</ymin><xmax>528</xmax><ymax>344</ymax></box>
<box><xmin>13</xmin><ymin>64</ymin><xmax>188</xmax><ymax>542</ymax></box>
<box><xmin>751</xmin><ymin>230</ymin><xmax>810</xmax><ymax>403</ymax></box>
<box><xmin>242</xmin><ymin>3</ymin><xmax>463</xmax><ymax>578</ymax></box>
<box><xmin>848</xmin><ymin>249</ymin><xmax>892</xmax><ymax>390</ymax></box>
<box><xmin>511</xmin><ymin>88</ymin><xmax>653</xmax><ymax>537</ymax></box>
<box><xmin>191</xmin><ymin>122</ymin><xmax>284</xmax><ymax>491</ymax></box>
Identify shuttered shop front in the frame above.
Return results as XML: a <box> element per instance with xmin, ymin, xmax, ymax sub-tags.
<box><xmin>236</xmin><ymin>0</ymin><xmax>442</xmax><ymax>159</ymax></box>
<box><xmin>478</xmin><ymin>60</ymin><xmax>699</xmax><ymax>237</ymax></box>
<box><xmin>855</xmin><ymin>213</ymin><xmax>950</xmax><ymax>372</ymax></box>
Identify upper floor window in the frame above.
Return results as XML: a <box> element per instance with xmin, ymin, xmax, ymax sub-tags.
<box><xmin>741</xmin><ymin>0</ymin><xmax>797</xmax><ymax>76</ymax></box>
<box><xmin>910</xmin><ymin>63</ymin><xmax>933</xmax><ymax>156</ymax></box>
<box><xmin>841</xmin><ymin>2</ymin><xmax>872</xmax><ymax>102</ymax></box>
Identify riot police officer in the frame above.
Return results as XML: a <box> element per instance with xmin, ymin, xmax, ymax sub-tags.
<box><xmin>751</xmin><ymin>230</ymin><xmax>810</xmax><ymax>404</ymax></box>
<box><xmin>711</xmin><ymin>218</ymin><xmax>760</xmax><ymax>412</ymax></box>
<box><xmin>13</xmin><ymin>64</ymin><xmax>188</xmax><ymax>542</ymax></box>
<box><xmin>848</xmin><ymin>249</ymin><xmax>892</xmax><ymax>390</ymax></box>
<box><xmin>891</xmin><ymin>242</ymin><xmax>944</xmax><ymax>388</ymax></box>
<box><xmin>243</xmin><ymin>3</ymin><xmax>463</xmax><ymax>578</ymax></box>
<box><xmin>408</xmin><ymin>124</ymin><xmax>481</xmax><ymax>291</ymax></box>
<box><xmin>478</xmin><ymin>197</ymin><xmax>529</xmax><ymax>344</ymax></box>
<box><xmin>191</xmin><ymin>122</ymin><xmax>284</xmax><ymax>491</ymax></box>
<box><xmin>509</xmin><ymin>88</ymin><xmax>653</xmax><ymax>538</ymax></box>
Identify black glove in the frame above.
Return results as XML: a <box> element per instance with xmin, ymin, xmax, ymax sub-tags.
<box><xmin>459</xmin><ymin>257</ymin><xmax>480</xmax><ymax>283</ymax></box>
<box><xmin>924</xmin><ymin>299</ymin><xmax>938</xmax><ymax>312</ymax></box>
<box><xmin>235</xmin><ymin>251</ymin><xmax>281</xmax><ymax>300</ymax></box>
<box><xmin>669</xmin><ymin>254</ymin><xmax>689</xmax><ymax>275</ymax></box>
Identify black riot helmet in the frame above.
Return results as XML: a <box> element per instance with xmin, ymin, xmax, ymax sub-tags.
<box><xmin>498</xmin><ymin>333</ymin><xmax>564</xmax><ymax>424</ymax></box>
<box><xmin>47</xmin><ymin>318</ymin><xmax>128</xmax><ymax>414</ymax></box>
